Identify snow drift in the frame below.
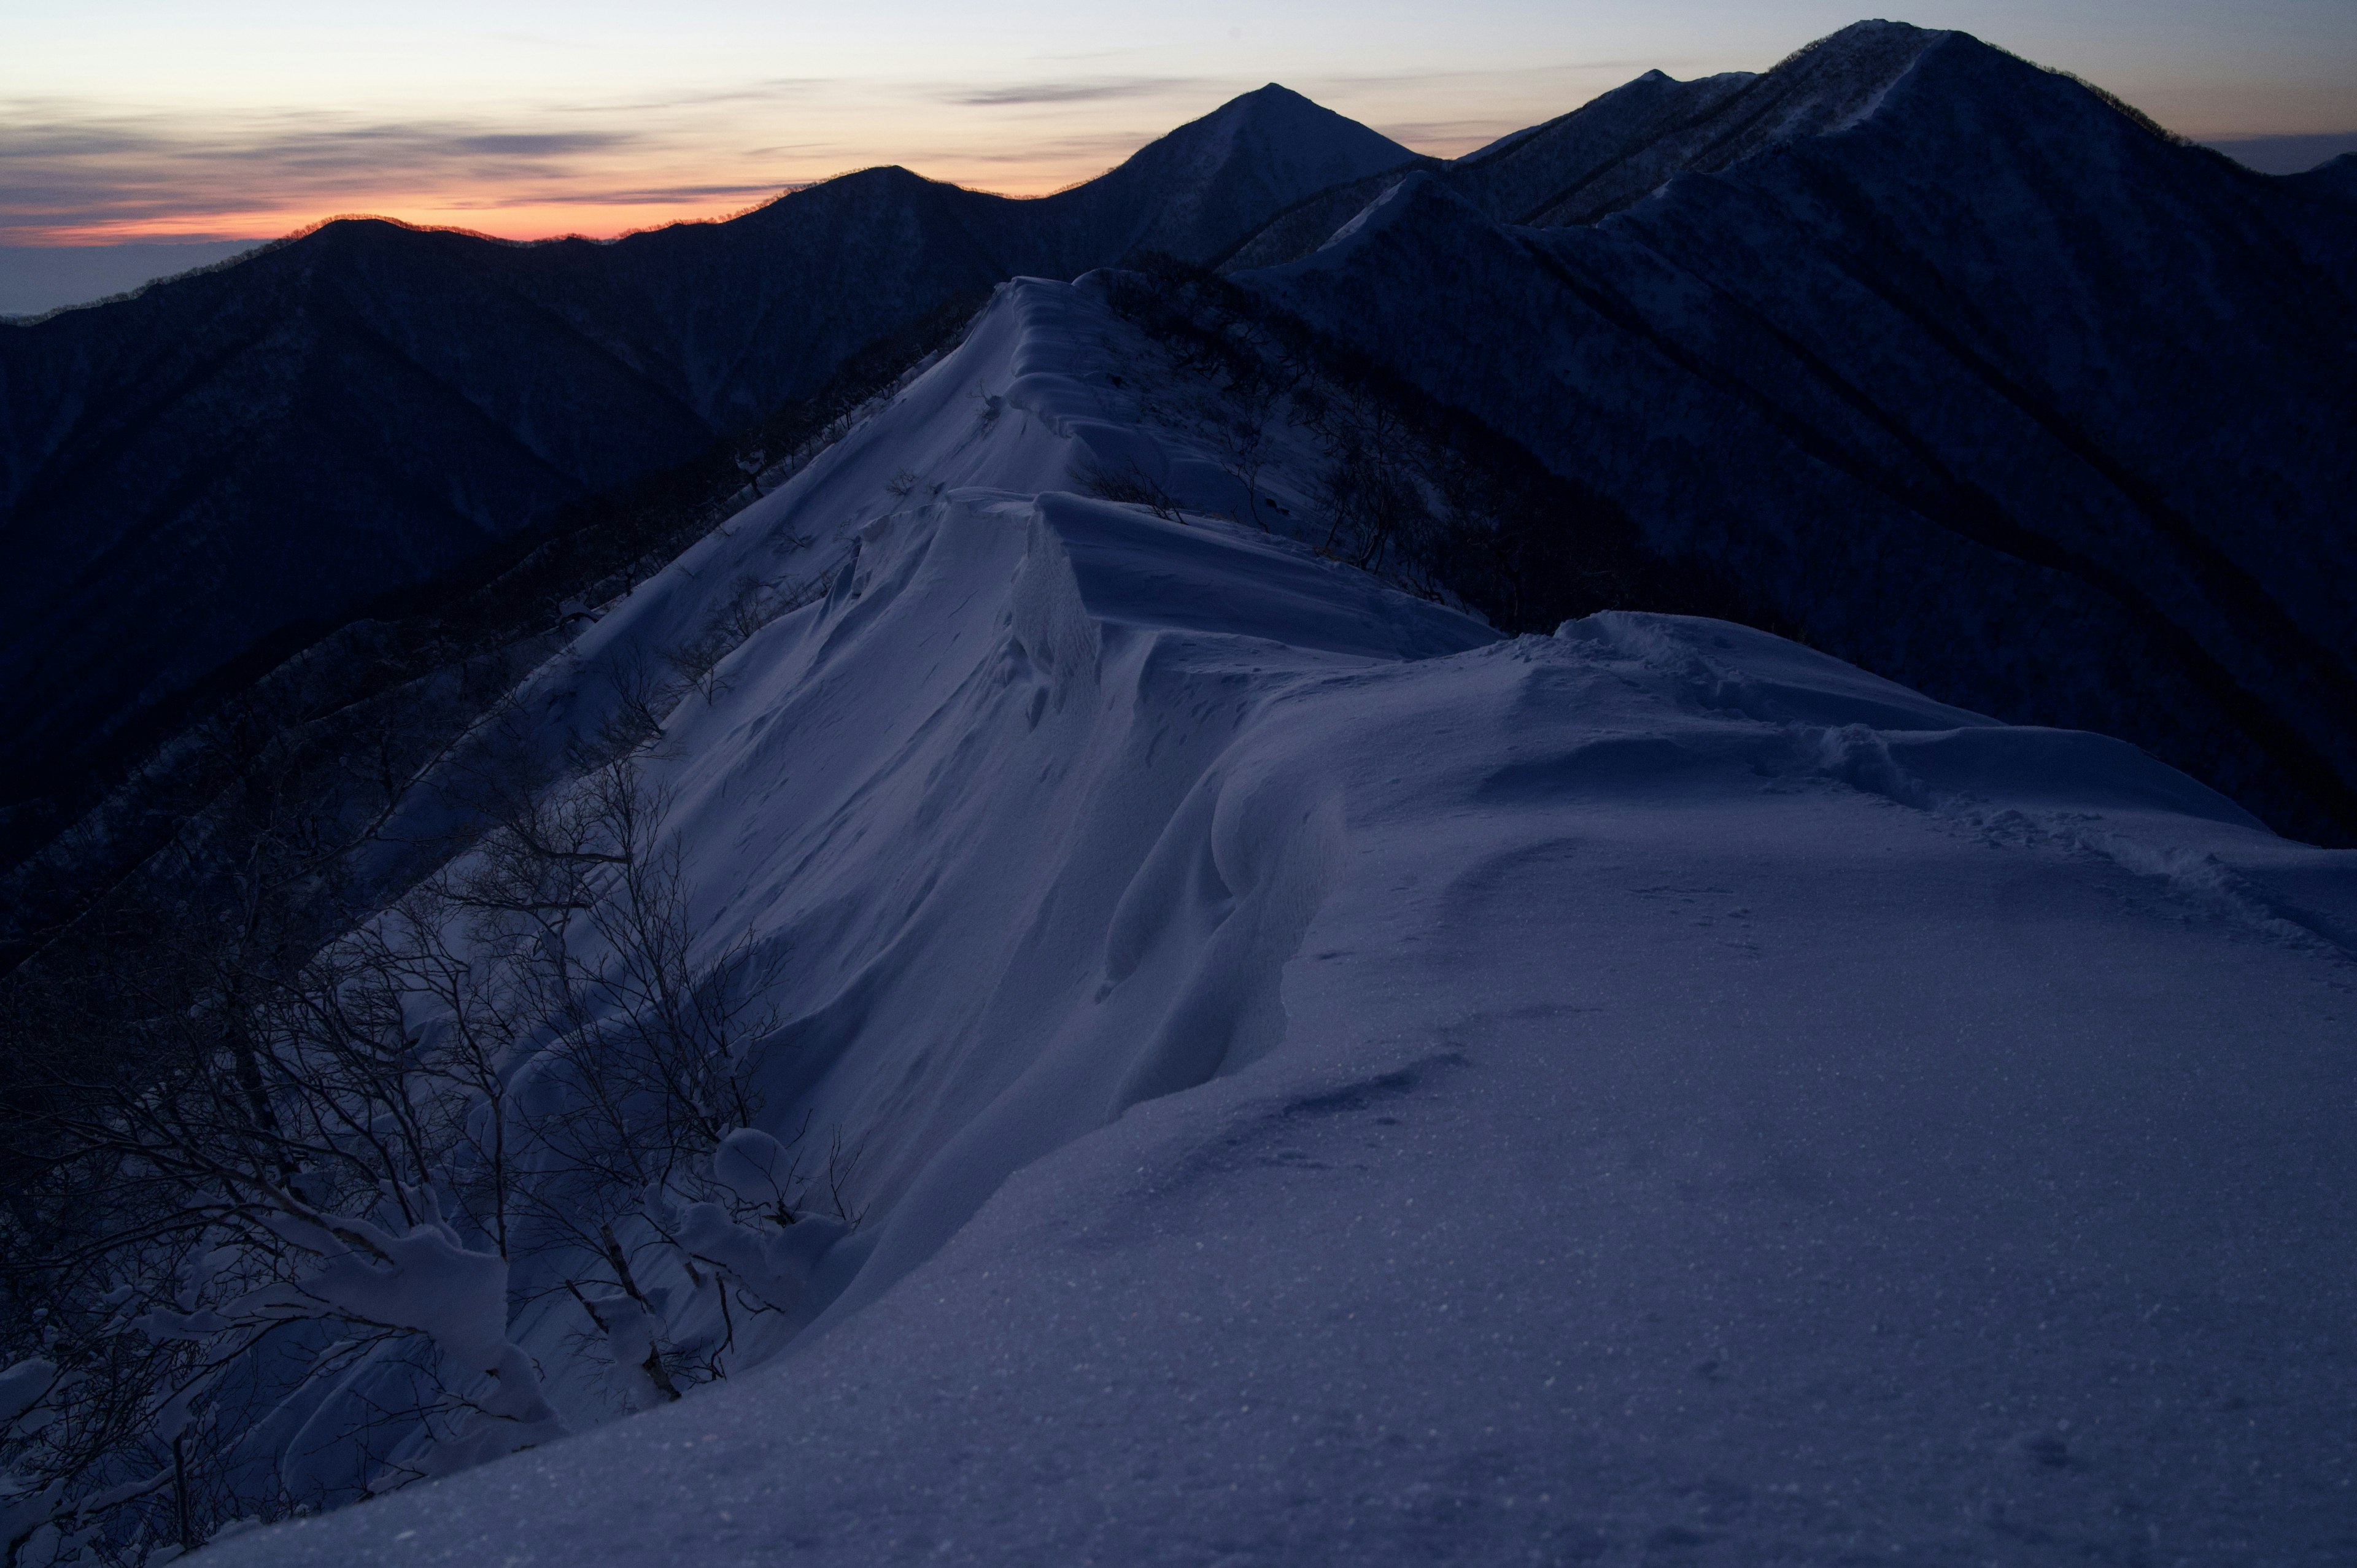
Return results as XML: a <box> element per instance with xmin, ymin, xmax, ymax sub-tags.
<box><xmin>192</xmin><ymin>277</ymin><xmax>2357</xmax><ymax>1566</ymax></box>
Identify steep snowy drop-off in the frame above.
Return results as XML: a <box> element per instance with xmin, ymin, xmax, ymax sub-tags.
<box><xmin>226</xmin><ymin>279</ymin><xmax>2354</xmax><ymax>1565</ymax></box>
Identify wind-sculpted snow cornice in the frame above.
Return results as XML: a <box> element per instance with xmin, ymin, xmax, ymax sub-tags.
<box><xmin>187</xmin><ymin>281</ymin><xmax>2357</xmax><ymax>1565</ymax></box>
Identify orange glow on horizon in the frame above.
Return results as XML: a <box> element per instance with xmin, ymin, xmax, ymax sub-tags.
<box><xmin>33</xmin><ymin>201</ymin><xmax>771</xmax><ymax>249</ymax></box>
<box><xmin>15</xmin><ymin>159</ymin><xmax>1132</xmax><ymax>249</ymax></box>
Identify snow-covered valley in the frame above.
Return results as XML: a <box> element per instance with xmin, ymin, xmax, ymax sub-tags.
<box><xmin>132</xmin><ymin>277</ymin><xmax>2357</xmax><ymax>1565</ymax></box>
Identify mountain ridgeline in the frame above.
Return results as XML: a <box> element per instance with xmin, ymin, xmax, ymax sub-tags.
<box><xmin>1240</xmin><ymin>21</ymin><xmax>2357</xmax><ymax>843</ymax></box>
<box><xmin>5</xmin><ymin>19</ymin><xmax>2355</xmax><ymax>860</ymax></box>
<box><xmin>0</xmin><ymin>87</ymin><xmax>1414</xmax><ymax>849</ymax></box>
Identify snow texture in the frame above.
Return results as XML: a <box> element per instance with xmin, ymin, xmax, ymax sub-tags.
<box><xmin>201</xmin><ymin>276</ymin><xmax>2357</xmax><ymax>1566</ymax></box>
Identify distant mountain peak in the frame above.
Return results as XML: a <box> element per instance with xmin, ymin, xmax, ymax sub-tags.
<box><xmin>1798</xmin><ymin>16</ymin><xmax>1946</xmax><ymax>55</ymax></box>
<box><xmin>1152</xmin><ymin>80</ymin><xmax>1409</xmax><ymax>165</ymax></box>
<box><xmin>1072</xmin><ymin>83</ymin><xmax>1415</xmax><ymax>263</ymax></box>
<box><xmin>1826</xmin><ymin>16</ymin><xmax>1935</xmax><ymax>36</ymax></box>
<box><xmin>1439</xmin><ymin>17</ymin><xmax>1953</xmax><ymax>227</ymax></box>
<box><xmin>1232</xmin><ymin>82</ymin><xmax>1318</xmax><ymax>106</ymax></box>
<box><xmin>2289</xmin><ymin>150</ymin><xmax>2357</xmax><ymax>209</ymax></box>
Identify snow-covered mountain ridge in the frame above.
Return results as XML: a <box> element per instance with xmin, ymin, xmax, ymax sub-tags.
<box><xmin>173</xmin><ymin>276</ymin><xmax>2357</xmax><ymax>1567</ymax></box>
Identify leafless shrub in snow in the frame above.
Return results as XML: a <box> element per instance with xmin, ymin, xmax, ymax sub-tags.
<box><xmin>719</xmin><ymin>574</ymin><xmax>819</xmax><ymax>645</ymax></box>
<box><xmin>592</xmin><ymin>656</ymin><xmax>674</xmax><ymax>762</ymax></box>
<box><xmin>662</xmin><ymin>622</ymin><xmax>738</xmax><ymax>708</ymax></box>
<box><xmin>1074</xmin><ymin>455</ymin><xmax>1185</xmax><ymax>523</ymax></box>
<box><xmin>0</xmin><ymin>755</ymin><xmax>832</xmax><ymax>1558</ymax></box>
<box><xmin>734</xmin><ymin>449</ymin><xmax>769</xmax><ymax>497</ymax></box>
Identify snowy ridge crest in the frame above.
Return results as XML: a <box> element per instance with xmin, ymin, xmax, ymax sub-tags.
<box><xmin>112</xmin><ymin>274</ymin><xmax>2357</xmax><ymax>1568</ymax></box>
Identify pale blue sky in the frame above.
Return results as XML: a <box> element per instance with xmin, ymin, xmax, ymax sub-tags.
<box><xmin>4</xmin><ymin>0</ymin><xmax>2352</xmax><ymax>248</ymax></box>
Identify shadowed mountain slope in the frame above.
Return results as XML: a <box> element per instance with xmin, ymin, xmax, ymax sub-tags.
<box><xmin>0</xmin><ymin>87</ymin><xmax>1408</xmax><ymax>835</ymax></box>
<box><xmin>1242</xmin><ymin>23</ymin><xmax>2357</xmax><ymax>843</ymax></box>
<box><xmin>1507</xmin><ymin>20</ymin><xmax>1947</xmax><ymax>226</ymax></box>
<box><xmin>1224</xmin><ymin>19</ymin><xmax>1948</xmax><ymax>264</ymax></box>
<box><xmin>1441</xmin><ymin>67</ymin><xmax>1758</xmax><ymax>225</ymax></box>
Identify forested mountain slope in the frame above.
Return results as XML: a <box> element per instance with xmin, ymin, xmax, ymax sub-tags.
<box><xmin>1242</xmin><ymin>23</ymin><xmax>2357</xmax><ymax>843</ymax></box>
<box><xmin>0</xmin><ymin>87</ymin><xmax>1408</xmax><ymax>838</ymax></box>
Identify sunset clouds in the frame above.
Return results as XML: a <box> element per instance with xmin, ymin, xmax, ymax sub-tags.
<box><xmin>1</xmin><ymin>100</ymin><xmax>795</xmax><ymax>241</ymax></box>
<box><xmin>7</xmin><ymin>0</ymin><xmax>2353</xmax><ymax>245</ymax></box>
<box><xmin>0</xmin><ymin>68</ymin><xmax>1320</xmax><ymax>242</ymax></box>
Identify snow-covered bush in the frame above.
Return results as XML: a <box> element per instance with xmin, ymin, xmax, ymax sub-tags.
<box><xmin>0</xmin><ymin>762</ymin><xmax>845</xmax><ymax>1562</ymax></box>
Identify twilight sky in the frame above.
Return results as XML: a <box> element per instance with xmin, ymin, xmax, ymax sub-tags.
<box><xmin>6</xmin><ymin>0</ymin><xmax>2354</xmax><ymax>247</ymax></box>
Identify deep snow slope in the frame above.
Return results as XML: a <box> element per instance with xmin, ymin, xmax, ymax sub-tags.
<box><xmin>0</xmin><ymin>87</ymin><xmax>1408</xmax><ymax>844</ymax></box>
<box><xmin>1244</xmin><ymin>24</ymin><xmax>2357</xmax><ymax>846</ymax></box>
<box><xmin>217</xmin><ymin>278</ymin><xmax>2355</xmax><ymax>1566</ymax></box>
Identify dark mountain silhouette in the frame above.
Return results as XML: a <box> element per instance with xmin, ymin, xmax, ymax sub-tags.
<box><xmin>0</xmin><ymin>86</ymin><xmax>1411</xmax><ymax>838</ymax></box>
<box><xmin>9</xmin><ymin>26</ymin><xmax>2357</xmax><ymax>856</ymax></box>
<box><xmin>1446</xmin><ymin>24</ymin><xmax>1953</xmax><ymax>226</ymax></box>
<box><xmin>1439</xmin><ymin>68</ymin><xmax>1757</xmax><ymax>225</ymax></box>
<box><xmin>1222</xmin><ymin>25</ymin><xmax>1946</xmax><ymax>272</ymax></box>
<box><xmin>2288</xmin><ymin>151</ymin><xmax>2357</xmax><ymax>207</ymax></box>
<box><xmin>1237</xmin><ymin>21</ymin><xmax>2357</xmax><ymax>843</ymax></box>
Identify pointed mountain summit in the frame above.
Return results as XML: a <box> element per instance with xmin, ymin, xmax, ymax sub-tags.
<box><xmin>1078</xmin><ymin>84</ymin><xmax>1418</xmax><ymax>261</ymax></box>
<box><xmin>0</xmin><ymin>88</ymin><xmax>1408</xmax><ymax>858</ymax></box>
<box><xmin>952</xmin><ymin>84</ymin><xmax>1415</xmax><ymax>280</ymax></box>
<box><xmin>2288</xmin><ymin>150</ymin><xmax>2357</xmax><ymax>207</ymax></box>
